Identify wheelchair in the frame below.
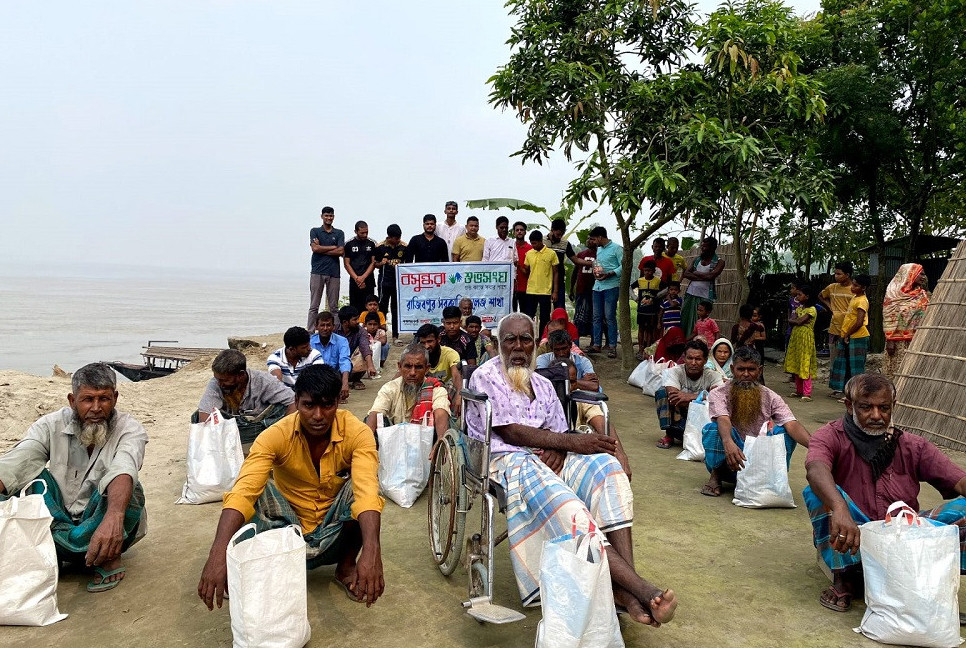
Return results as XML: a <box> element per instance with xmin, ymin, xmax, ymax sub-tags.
<box><xmin>427</xmin><ymin>361</ymin><xmax>610</xmax><ymax>623</ymax></box>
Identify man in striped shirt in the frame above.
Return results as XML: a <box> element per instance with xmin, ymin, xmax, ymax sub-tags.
<box><xmin>268</xmin><ymin>327</ymin><xmax>325</xmax><ymax>387</ymax></box>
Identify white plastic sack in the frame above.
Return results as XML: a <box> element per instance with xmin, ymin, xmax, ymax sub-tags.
<box><xmin>630</xmin><ymin>358</ymin><xmax>674</xmax><ymax>397</ymax></box>
<box><xmin>178</xmin><ymin>410</ymin><xmax>245</xmax><ymax>505</ymax></box>
<box><xmin>676</xmin><ymin>393</ymin><xmax>710</xmax><ymax>462</ymax></box>
<box><xmin>0</xmin><ymin>480</ymin><xmax>68</xmax><ymax>626</ymax></box>
<box><xmin>536</xmin><ymin>518</ymin><xmax>624</xmax><ymax>648</ymax></box>
<box><xmin>732</xmin><ymin>426</ymin><xmax>795</xmax><ymax>509</ymax></box>
<box><xmin>227</xmin><ymin>523</ymin><xmax>311</xmax><ymax>648</ymax></box>
<box><xmin>855</xmin><ymin>502</ymin><xmax>962</xmax><ymax>648</ymax></box>
<box><xmin>377</xmin><ymin>422</ymin><xmax>433</xmax><ymax>508</ymax></box>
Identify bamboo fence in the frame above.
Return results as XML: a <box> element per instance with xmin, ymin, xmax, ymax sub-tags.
<box><xmin>893</xmin><ymin>241</ymin><xmax>966</xmax><ymax>450</ymax></box>
<box><xmin>682</xmin><ymin>242</ymin><xmax>741</xmax><ymax>338</ymax></box>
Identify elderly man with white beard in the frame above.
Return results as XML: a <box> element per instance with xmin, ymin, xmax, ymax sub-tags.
<box><xmin>804</xmin><ymin>373</ymin><xmax>966</xmax><ymax>614</ymax></box>
<box><xmin>466</xmin><ymin>312</ymin><xmax>677</xmax><ymax>628</ymax></box>
<box><xmin>700</xmin><ymin>346</ymin><xmax>812</xmax><ymax>497</ymax></box>
<box><xmin>0</xmin><ymin>363</ymin><xmax>147</xmax><ymax>593</ymax></box>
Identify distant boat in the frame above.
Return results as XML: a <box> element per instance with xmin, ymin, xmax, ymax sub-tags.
<box><xmin>106</xmin><ymin>341</ymin><xmax>225</xmax><ymax>382</ymax></box>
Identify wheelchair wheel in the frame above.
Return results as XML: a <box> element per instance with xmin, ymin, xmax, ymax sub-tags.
<box><xmin>427</xmin><ymin>433</ymin><xmax>466</xmax><ymax>575</ymax></box>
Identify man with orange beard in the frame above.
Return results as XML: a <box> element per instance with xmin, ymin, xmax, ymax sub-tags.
<box><xmin>701</xmin><ymin>346</ymin><xmax>811</xmax><ymax>496</ymax></box>
<box><xmin>466</xmin><ymin>312</ymin><xmax>676</xmax><ymax>629</ymax></box>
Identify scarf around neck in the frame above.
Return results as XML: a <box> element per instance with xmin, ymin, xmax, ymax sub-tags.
<box><xmin>842</xmin><ymin>414</ymin><xmax>902</xmax><ymax>481</ymax></box>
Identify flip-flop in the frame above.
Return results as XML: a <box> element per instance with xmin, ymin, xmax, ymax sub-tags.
<box><xmin>87</xmin><ymin>565</ymin><xmax>126</xmax><ymax>593</ymax></box>
<box><xmin>352</xmin><ymin>382</ymin><xmax>367</xmax><ymax>390</ymax></box>
<box><xmin>333</xmin><ymin>578</ymin><xmax>362</xmax><ymax>603</ymax></box>
<box><xmin>819</xmin><ymin>585</ymin><xmax>852</xmax><ymax>612</ymax></box>
<box><xmin>700</xmin><ymin>483</ymin><xmax>721</xmax><ymax>497</ymax></box>
<box><xmin>656</xmin><ymin>436</ymin><xmax>673</xmax><ymax>449</ymax></box>
<box><xmin>607</xmin><ymin>348</ymin><xmax>618</xmax><ymax>358</ymax></box>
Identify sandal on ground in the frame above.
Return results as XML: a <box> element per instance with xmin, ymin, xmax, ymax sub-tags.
<box><xmin>801</xmin><ymin>396</ymin><xmax>813</xmax><ymax>402</ymax></box>
<box><xmin>607</xmin><ymin>347</ymin><xmax>618</xmax><ymax>358</ymax></box>
<box><xmin>87</xmin><ymin>566</ymin><xmax>126</xmax><ymax>593</ymax></box>
<box><xmin>790</xmin><ymin>392</ymin><xmax>803</xmax><ymax>398</ymax></box>
<box><xmin>333</xmin><ymin>578</ymin><xmax>362</xmax><ymax>603</ymax></box>
<box><xmin>819</xmin><ymin>585</ymin><xmax>852</xmax><ymax>612</ymax></box>
<box><xmin>827</xmin><ymin>391</ymin><xmax>843</xmax><ymax>399</ymax></box>
<box><xmin>700</xmin><ymin>483</ymin><xmax>721</xmax><ymax>497</ymax></box>
<box><xmin>837</xmin><ymin>397</ymin><xmax>846</xmax><ymax>403</ymax></box>
<box><xmin>656</xmin><ymin>436</ymin><xmax>673</xmax><ymax>449</ymax></box>
<box><xmin>351</xmin><ymin>381</ymin><xmax>367</xmax><ymax>390</ymax></box>
<box><xmin>392</xmin><ymin>338</ymin><xmax>405</xmax><ymax>346</ymax></box>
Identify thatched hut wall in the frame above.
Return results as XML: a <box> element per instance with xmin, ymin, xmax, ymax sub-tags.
<box><xmin>893</xmin><ymin>241</ymin><xmax>966</xmax><ymax>450</ymax></box>
<box><xmin>682</xmin><ymin>242</ymin><xmax>741</xmax><ymax>338</ymax></box>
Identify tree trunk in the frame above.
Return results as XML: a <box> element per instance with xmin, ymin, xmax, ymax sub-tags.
<box><xmin>868</xmin><ymin>168</ymin><xmax>887</xmax><ymax>354</ymax></box>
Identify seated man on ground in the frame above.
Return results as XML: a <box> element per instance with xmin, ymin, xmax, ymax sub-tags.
<box><xmin>199</xmin><ymin>365</ymin><xmax>384</xmax><ymax>609</ymax></box>
<box><xmin>804</xmin><ymin>373</ymin><xmax>966</xmax><ymax>613</ymax></box>
<box><xmin>654</xmin><ymin>340</ymin><xmax>724</xmax><ymax>449</ymax></box>
<box><xmin>466</xmin><ymin>313</ymin><xmax>675</xmax><ymax>626</ymax></box>
<box><xmin>701</xmin><ymin>347</ymin><xmax>811</xmax><ymax>497</ymax></box>
<box><xmin>311</xmin><ymin>311</ymin><xmax>352</xmax><ymax>403</ymax></box>
<box><xmin>366</xmin><ymin>344</ymin><xmax>450</xmax><ymax>440</ymax></box>
<box><xmin>0</xmin><ymin>363</ymin><xmax>147</xmax><ymax>593</ymax></box>
<box><xmin>414</xmin><ymin>322</ymin><xmax>463</xmax><ymax>415</ymax></box>
<box><xmin>268</xmin><ymin>326</ymin><xmax>324</xmax><ymax>387</ymax></box>
<box><xmin>197</xmin><ymin>349</ymin><xmax>296</xmax><ymax>446</ymax></box>
<box><xmin>464</xmin><ymin>315</ymin><xmax>492</xmax><ymax>365</ymax></box>
<box><xmin>339</xmin><ymin>305</ymin><xmax>378</xmax><ymax>390</ymax></box>
<box><xmin>438</xmin><ymin>305</ymin><xmax>478</xmax><ymax>366</ymax></box>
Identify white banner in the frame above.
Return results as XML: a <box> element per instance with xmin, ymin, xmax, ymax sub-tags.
<box><xmin>396</xmin><ymin>262</ymin><xmax>514</xmax><ymax>333</ymax></box>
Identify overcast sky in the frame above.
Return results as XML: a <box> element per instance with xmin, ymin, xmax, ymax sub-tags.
<box><xmin>1</xmin><ymin>1</ymin><xmax>820</xmax><ymax>278</ymax></box>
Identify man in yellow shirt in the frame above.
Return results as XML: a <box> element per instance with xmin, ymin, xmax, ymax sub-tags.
<box><xmin>198</xmin><ymin>365</ymin><xmax>385</xmax><ymax>609</ymax></box>
<box><xmin>666</xmin><ymin>236</ymin><xmax>688</xmax><ymax>282</ymax></box>
<box><xmin>523</xmin><ymin>230</ymin><xmax>560</xmax><ymax>335</ymax></box>
<box><xmin>828</xmin><ymin>274</ymin><xmax>871</xmax><ymax>395</ymax></box>
<box><xmin>819</xmin><ymin>261</ymin><xmax>855</xmax><ymax>395</ymax></box>
<box><xmin>451</xmin><ymin>216</ymin><xmax>486</xmax><ymax>262</ymax></box>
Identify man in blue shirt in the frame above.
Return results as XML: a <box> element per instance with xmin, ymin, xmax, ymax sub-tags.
<box><xmin>307</xmin><ymin>206</ymin><xmax>345</xmax><ymax>329</ymax></box>
<box><xmin>310</xmin><ymin>311</ymin><xmax>352</xmax><ymax>402</ymax></box>
<box><xmin>589</xmin><ymin>226</ymin><xmax>622</xmax><ymax>357</ymax></box>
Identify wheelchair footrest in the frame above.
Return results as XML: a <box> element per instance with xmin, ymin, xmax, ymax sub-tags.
<box><xmin>462</xmin><ymin>597</ymin><xmax>526</xmax><ymax>624</ymax></box>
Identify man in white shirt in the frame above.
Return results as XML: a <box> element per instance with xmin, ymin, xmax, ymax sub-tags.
<box><xmin>0</xmin><ymin>363</ymin><xmax>148</xmax><ymax>593</ymax></box>
<box><xmin>434</xmin><ymin>200</ymin><xmax>465</xmax><ymax>258</ymax></box>
<box><xmin>267</xmin><ymin>326</ymin><xmax>325</xmax><ymax>387</ymax></box>
<box><xmin>482</xmin><ymin>215</ymin><xmax>516</xmax><ymax>263</ymax></box>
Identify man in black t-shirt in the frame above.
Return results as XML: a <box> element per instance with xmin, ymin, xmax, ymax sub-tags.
<box><xmin>547</xmin><ymin>217</ymin><xmax>587</xmax><ymax>310</ymax></box>
<box><xmin>403</xmin><ymin>214</ymin><xmax>449</xmax><ymax>264</ymax></box>
<box><xmin>343</xmin><ymin>221</ymin><xmax>377</xmax><ymax>312</ymax></box>
<box><xmin>437</xmin><ymin>306</ymin><xmax>478</xmax><ymax>366</ymax></box>
<box><xmin>373</xmin><ymin>224</ymin><xmax>407</xmax><ymax>342</ymax></box>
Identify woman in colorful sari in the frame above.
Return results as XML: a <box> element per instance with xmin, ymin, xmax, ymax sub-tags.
<box><xmin>882</xmin><ymin>264</ymin><xmax>930</xmax><ymax>380</ymax></box>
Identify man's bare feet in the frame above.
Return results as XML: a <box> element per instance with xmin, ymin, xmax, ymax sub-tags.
<box><xmin>646</xmin><ymin>588</ymin><xmax>677</xmax><ymax>624</ymax></box>
<box><xmin>613</xmin><ymin>587</ymin><xmax>657</xmax><ymax>626</ymax></box>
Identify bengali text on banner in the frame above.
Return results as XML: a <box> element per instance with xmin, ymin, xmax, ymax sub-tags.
<box><xmin>395</xmin><ymin>262</ymin><xmax>514</xmax><ymax>333</ymax></box>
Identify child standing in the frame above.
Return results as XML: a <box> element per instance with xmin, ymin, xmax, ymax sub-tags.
<box><xmin>635</xmin><ymin>260</ymin><xmax>661</xmax><ymax>360</ymax></box>
<box><xmin>689</xmin><ymin>300</ymin><xmax>720</xmax><ymax>345</ymax></box>
<box><xmin>829</xmin><ymin>274</ymin><xmax>872</xmax><ymax>396</ymax></box>
<box><xmin>659</xmin><ymin>281</ymin><xmax>683</xmax><ymax>333</ymax></box>
<box><xmin>783</xmin><ymin>285</ymin><xmax>817</xmax><ymax>401</ymax></box>
<box><xmin>364</xmin><ymin>311</ymin><xmax>389</xmax><ymax>371</ymax></box>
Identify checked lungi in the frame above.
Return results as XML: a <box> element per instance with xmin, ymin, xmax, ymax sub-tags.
<box><xmin>828</xmin><ymin>336</ymin><xmax>869</xmax><ymax>392</ymax></box>
<box><xmin>654</xmin><ymin>387</ymin><xmax>689</xmax><ymax>432</ymax></box>
<box><xmin>4</xmin><ymin>469</ymin><xmax>146</xmax><ymax>561</ymax></box>
<box><xmin>253</xmin><ymin>479</ymin><xmax>356</xmax><ymax>569</ymax></box>
<box><xmin>702</xmin><ymin>424</ymin><xmax>796</xmax><ymax>476</ymax></box>
<box><xmin>803</xmin><ymin>485</ymin><xmax>966</xmax><ymax>573</ymax></box>
<box><xmin>491</xmin><ymin>450</ymin><xmax>633</xmax><ymax>606</ymax></box>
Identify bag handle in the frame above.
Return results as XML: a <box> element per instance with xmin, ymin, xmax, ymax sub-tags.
<box><xmin>209</xmin><ymin>409</ymin><xmax>223</xmax><ymax>426</ymax></box>
<box><xmin>885</xmin><ymin>501</ymin><xmax>920</xmax><ymax>526</ymax></box>
<box><xmin>229</xmin><ymin>522</ymin><xmax>258</xmax><ymax>547</ymax></box>
<box><xmin>695</xmin><ymin>390</ymin><xmax>708</xmax><ymax>404</ymax></box>
<box><xmin>19</xmin><ymin>478</ymin><xmax>49</xmax><ymax>498</ymax></box>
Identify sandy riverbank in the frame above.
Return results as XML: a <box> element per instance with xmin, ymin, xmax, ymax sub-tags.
<box><xmin>2</xmin><ymin>336</ymin><xmax>963</xmax><ymax>648</ymax></box>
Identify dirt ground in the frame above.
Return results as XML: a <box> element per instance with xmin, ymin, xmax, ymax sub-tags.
<box><xmin>2</xmin><ymin>340</ymin><xmax>964</xmax><ymax>648</ymax></box>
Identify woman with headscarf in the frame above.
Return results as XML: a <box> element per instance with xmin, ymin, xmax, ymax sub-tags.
<box><xmin>653</xmin><ymin>326</ymin><xmax>687</xmax><ymax>364</ymax></box>
<box><xmin>705</xmin><ymin>338</ymin><xmax>734</xmax><ymax>380</ymax></box>
<box><xmin>882</xmin><ymin>263</ymin><xmax>930</xmax><ymax>380</ymax></box>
